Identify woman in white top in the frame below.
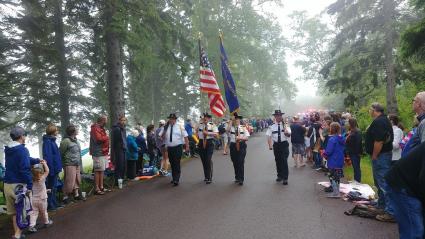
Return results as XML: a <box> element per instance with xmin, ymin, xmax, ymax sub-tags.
<box><xmin>388</xmin><ymin>114</ymin><xmax>404</xmax><ymax>162</ymax></box>
<box><xmin>227</xmin><ymin>113</ymin><xmax>250</xmax><ymax>185</ymax></box>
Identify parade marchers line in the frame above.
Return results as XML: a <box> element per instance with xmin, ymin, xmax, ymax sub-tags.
<box><xmin>27</xmin><ymin>132</ymin><xmax>397</xmax><ymax>239</ymax></box>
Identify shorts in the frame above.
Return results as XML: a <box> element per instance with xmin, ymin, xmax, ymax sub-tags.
<box><xmin>221</xmin><ymin>134</ymin><xmax>229</xmax><ymax>144</ymax></box>
<box><xmin>292</xmin><ymin>143</ymin><xmax>306</xmax><ymax>155</ymax></box>
<box><xmin>4</xmin><ymin>183</ymin><xmax>24</xmax><ymax>215</ymax></box>
<box><xmin>93</xmin><ymin>156</ymin><xmax>108</xmax><ymax>171</ymax></box>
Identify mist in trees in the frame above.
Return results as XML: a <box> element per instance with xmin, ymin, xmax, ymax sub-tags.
<box><xmin>0</xmin><ymin>0</ymin><xmax>292</xmax><ymax>143</ymax></box>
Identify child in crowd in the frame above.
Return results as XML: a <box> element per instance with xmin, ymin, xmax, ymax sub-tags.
<box><xmin>323</xmin><ymin>122</ymin><xmax>345</xmax><ymax>198</ymax></box>
<box><xmin>29</xmin><ymin>161</ymin><xmax>53</xmax><ymax>233</ymax></box>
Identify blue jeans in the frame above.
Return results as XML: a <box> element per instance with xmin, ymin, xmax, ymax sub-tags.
<box><xmin>313</xmin><ymin>152</ymin><xmax>322</xmax><ymax>168</ymax></box>
<box><xmin>371</xmin><ymin>152</ymin><xmax>394</xmax><ymax>215</ymax></box>
<box><xmin>349</xmin><ymin>154</ymin><xmax>361</xmax><ymax>182</ymax></box>
<box><xmin>388</xmin><ymin>187</ymin><xmax>424</xmax><ymax>239</ymax></box>
<box><xmin>46</xmin><ymin>174</ymin><xmax>59</xmax><ymax>210</ymax></box>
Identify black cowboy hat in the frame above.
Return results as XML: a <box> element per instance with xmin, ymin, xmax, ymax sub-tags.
<box><xmin>233</xmin><ymin>112</ymin><xmax>243</xmax><ymax>119</ymax></box>
<box><xmin>167</xmin><ymin>113</ymin><xmax>177</xmax><ymax>119</ymax></box>
<box><xmin>203</xmin><ymin>112</ymin><xmax>212</xmax><ymax>118</ymax></box>
<box><xmin>272</xmin><ymin>110</ymin><xmax>284</xmax><ymax>116</ymax></box>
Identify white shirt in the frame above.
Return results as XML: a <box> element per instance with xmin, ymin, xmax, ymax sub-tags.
<box><xmin>161</xmin><ymin>123</ymin><xmax>188</xmax><ymax>147</ymax></box>
<box><xmin>197</xmin><ymin>122</ymin><xmax>219</xmax><ymax>140</ymax></box>
<box><xmin>392</xmin><ymin>125</ymin><xmax>403</xmax><ymax>161</ymax></box>
<box><xmin>229</xmin><ymin>125</ymin><xmax>250</xmax><ymax>143</ymax></box>
<box><xmin>266</xmin><ymin>122</ymin><xmax>291</xmax><ymax>143</ymax></box>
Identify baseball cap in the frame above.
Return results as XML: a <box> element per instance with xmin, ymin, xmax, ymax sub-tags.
<box><xmin>10</xmin><ymin>126</ymin><xmax>27</xmax><ymax>140</ymax></box>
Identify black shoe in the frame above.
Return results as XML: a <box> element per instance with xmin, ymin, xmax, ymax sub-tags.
<box><xmin>204</xmin><ymin>178</ymin><xmax>208</xmax><ymax>182</ymax></box>
<box><xmin>206</xmin><ymin>180</ymin><xmax>212</xmax><ymax>184</ymax></box>
<box><xmin>170</xmin><ymin>180</ymin><xmax>174</xmax><ymax>184</ymax></box>
<box><xmin>238</xmin><ymin>181</ymin><xmax>244</xmax><ymax>186</ymax></box>
<box><xmin>234</xmin><ymin>180</ymin><xmax>240</xmax><ymax>184</ymax></box>
<box><xmin>276</xmin><ymin>178</ymin><xmax>283</xmax><ymax>182</ymax></box>
<box><xmin>282</xmin><ymin>180</ymin><xmax>288</xmax><ymax>185</ymax></box>
<box><xmin>173</xmin><ymin>182</ymin><xmax>179</xmax><ymax>187</ymax></box>
<box><xmin>324</xmin><ymin>186</ymin><xmax>333</xmax><ymax>193</ymax></box>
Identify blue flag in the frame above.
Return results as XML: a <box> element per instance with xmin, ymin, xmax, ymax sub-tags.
<box><xmin>220</xmin><ymin>37</ymin><xmax>239</xmax><ymax>114</ymax></box>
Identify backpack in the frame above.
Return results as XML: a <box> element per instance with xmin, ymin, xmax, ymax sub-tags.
<box><xmin>218</xmin><ymin>123</ymin><xmax>226</xmax><ymax>134</ymax></box>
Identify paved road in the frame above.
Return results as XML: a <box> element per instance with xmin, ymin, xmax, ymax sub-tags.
<box><xmin>29</xmin><ymin>133</ymin><xmax>397</xmax><ymax>239</ymax></box>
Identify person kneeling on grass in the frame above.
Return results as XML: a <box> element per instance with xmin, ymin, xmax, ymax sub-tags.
<box><xmin>4</xmin><ymin>126</ymin><xmax>41</xmax><ymax>239</ymax></box>
<box><xmin>323</xmin><ymin>122</ymin><xmax>345</xmax><ymax>198</ymax></box>
<box><xmin>28</xmin><ymin>161</ymin><xmax>53</xmax><ymax>233</ymax></box>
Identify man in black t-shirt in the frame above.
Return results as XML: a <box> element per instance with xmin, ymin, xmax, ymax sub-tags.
<box><xmin>365</xmin><ymin>102</ymin><xmax>395</xmax><ymax>222</ymax></box>
<box><xmin>290</xmin><ymin>116</ymin><xmax>307</xmax><ymax>167</ymax></box>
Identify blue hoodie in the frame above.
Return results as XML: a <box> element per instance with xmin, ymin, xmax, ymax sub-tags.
<box><xmin>126</xmin><ymin>135</ymin><xmax>139</xmax><ymax>161</ymax></box>
<box><xmin>42</xmin><ymin>135</ymin><xmax>62</xmax><ymax>175</ymax></box>
<box><xmin>4</xmin><ymin>142</ymin><xmax>40</xmax><ymax>190</ymax></box>
<box><xmin>324</xmin><ymin>135</ymin><xmax>345</xmax><ymax>169</ymax></box>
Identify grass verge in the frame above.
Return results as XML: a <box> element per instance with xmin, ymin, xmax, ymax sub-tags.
<box><xmin>344</xmin><ymin>155</ymin><xmax>375</xmax><ymax>187</ymax></box>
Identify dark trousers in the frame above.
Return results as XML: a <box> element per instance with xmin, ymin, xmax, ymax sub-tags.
<box><xmin>273</xmin><ymin>141</ymin><xmax>289</xmax><ymax>180</ymax></box>
<box><xmin>198</xmin><ymin>139</ymin><xmax>214</xmax><ymax>180</ymax></box>
<box><xmin>114</xmin><ymin>149</ymin><xmax>126</xmax><ymax>179</ymax></box>
<box><xmin>46</xmin><ymin>174</ymin><xmax>59</xmax><ymax>209</ymax></box>
<box><xmin>313</xmin><ymin>151</ymin><xmax>322</xmax><ymax>168</ymax></box>
<box><xmin>168</xmin><ymin>145</ymin><xmax>183</xmax><ymax>182</ymax></box>
<box><xmin>188</xmin><ymin>135</ymin><xmax>196</xmax><ymax>156</ymax></box>
<box><xmin>230</xmin><ymin>142</ymin><xmax>247</xmax><ymax>182</ymax></box>
<box><xmin>127</xmin><ymin>160</ymin><xmax>137</xmax><ymax>179</ymax></box>
<box><xmin>349</xmin><ymin>154</ymin><xmax>361</xmax><ymax>182</ymax></box>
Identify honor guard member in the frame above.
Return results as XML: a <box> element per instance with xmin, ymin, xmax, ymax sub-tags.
<box><xmin>266</xmin><ymin>110</ymin><xmax>291</xmax><ymax>185</ymax></box>
<box><xmin>227</xmin><ymin>113</ymin><xmax>250</xmax><ymax>185</ymax></box>
<box><xmin>161</xmin><ymin>113</ymin><xmax>189</xmax><ymax>186</ymax></box>
<box><xmin>197</xmin><ymin>113</ymin><xmax>219</xmax><ymax>184</ymax></box>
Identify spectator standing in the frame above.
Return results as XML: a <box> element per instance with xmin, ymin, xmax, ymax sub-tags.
<box><xmin>389</xmin><ymin>114</ymin><xmax>403</xmax><ymax>162</ymax></box>
<box><xmin>409</xmin><ymin>91</ymin><xmax>425</xmax><ymax>147</ymax></box>
<box><xmin>219</xmin><ymin>119</ymin><xmax>229</xmax><ymax>155</ymax></box>
<box><xmin>4</xmin><ymin>127</ymin><xmax>40</xmax><ymax>239</ymax></box>
<box><xmin>155</xmin><ymin>120</ymin><xmax>169</xmax><ymax>176</ymax></box>
<box><xmin>111</xmin><ymin>116</ymin><xmax>127</xmax><ymax>181</ymax></box>
<box><xmin>364</xmin><ymin>102</ymin><xmax>395</xmax><ymax>222</ymax></box>
<box><xmin>146</xmin><ymin>124</ymin><xmax>158</xmax><ymax>168</ymax></box>
<box><xmin>307</xmin><ymin>113</ymin><xmax>322</xmax><ymax>169</ymax></box>
<box><xmin>126</xmin><ymin>130</ymin><xmax>139</xmax><ymax>180</ymax></box>
<box><xmin>290</xmin><ymin>116</ymin><xmax>306</xmax><ymax>167</ymax></box>
<box><xmin>323</xmin><ymin>122</ymin><xmax>345</xmax><ymax>198</ymax></box>
<box><xmin>28</xmin><ymin>161</ymin><xmax>53</xmax><ymax>233</ymax></box>
<box><xmin>59</xmin><ymin>125</ymin><xmax>83</xmax><ymax>203</ymax></box>
<box><xmin>345</xmin><ymin>118</ymin><xmax>363</xmax><ymax>183</ymax></box>
<box><xmin>135</xmin><ymin>128</ymin><xmax>147</xmax><ymax>169</ymax></box>
<box><xmin>386</xmin><ymin>141</ymin><xmax>425</xmax><ymax>239</ymax></box>
<box><xmin>89</xmin><ymin>116</ymin><xmax>110</xmax><ymax>195</ymax></box>
<box><xmin>42</xmin><ymin>124</ymin><xmax>62</xmax><ymax>211</ymax></box>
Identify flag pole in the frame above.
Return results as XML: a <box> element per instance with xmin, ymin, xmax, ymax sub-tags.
<box><xmin>198</xmin><ymin>32</ymin><xmax>206</xmax><ymax>114</ymax></box>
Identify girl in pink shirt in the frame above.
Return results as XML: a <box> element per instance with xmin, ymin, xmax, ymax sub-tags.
<box><xmin>29</xmin><ymin>161</ymin><xmax>53</xmax><ymax>233</ymax></box>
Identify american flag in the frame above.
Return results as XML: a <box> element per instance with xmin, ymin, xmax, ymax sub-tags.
<box><xmin>199</xmin><ymin>41</ymin><xmax>226</xmax><ymax>117</ymax></box>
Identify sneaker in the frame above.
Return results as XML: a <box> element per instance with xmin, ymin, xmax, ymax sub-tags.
<box><xmin>44</xmin><ymin>219</ymin><xmax>54</xmax><ymax>228</ymax></box>
<box><xmin>27</xmin><ymin>227</ymin><xmax>37</xmax><ymax>233</ymax></box>
<box><xmin>62</xmin><ymin>198</ymin><xmax>72</xmax><ymax>205</ymax></box>
<box><xmin>324</xmin><ymin>186</ymin><xmax>333</xmax><ymax>193</ymax></box>
<box><xmin>376</xmin><ymin>213</ymin><xmax>396</xmax><ymax>223</ymax></box>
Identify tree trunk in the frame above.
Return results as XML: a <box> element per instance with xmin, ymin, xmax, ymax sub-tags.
<box><xmin>105</xmin><ymin>0</ymin><xmax>125</xmax><ymax>125</ymax></box>
<box><xmin>53</xmin><ymin>0</ymin><xmax>70</xmax><ymax>134</ymax></box>
<box><xmin>383</xmin><ymin>0</ymin><xmax>398</xmax><ymax>115</ymax></box>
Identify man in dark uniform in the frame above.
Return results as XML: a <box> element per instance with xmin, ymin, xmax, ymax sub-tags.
<box><xmin>266</xmin><ymin>110</ymin><xmax>291</xmax><ymax>185</ymax></box>
<box><xmin>227</xmin><ymin>113</ymin><xmax>250</xmax><ymax>185</ymax></box>
<box><xmin>197</xmin><ymin>113</ymin><xmax>219</xmax><ymax>184</ymax></box>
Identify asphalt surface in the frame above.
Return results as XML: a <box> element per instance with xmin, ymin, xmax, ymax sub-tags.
<box><xmin>27</xmin><ymin>133</ymin><xmax>397</xmax><ymax>239</ymax></box>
